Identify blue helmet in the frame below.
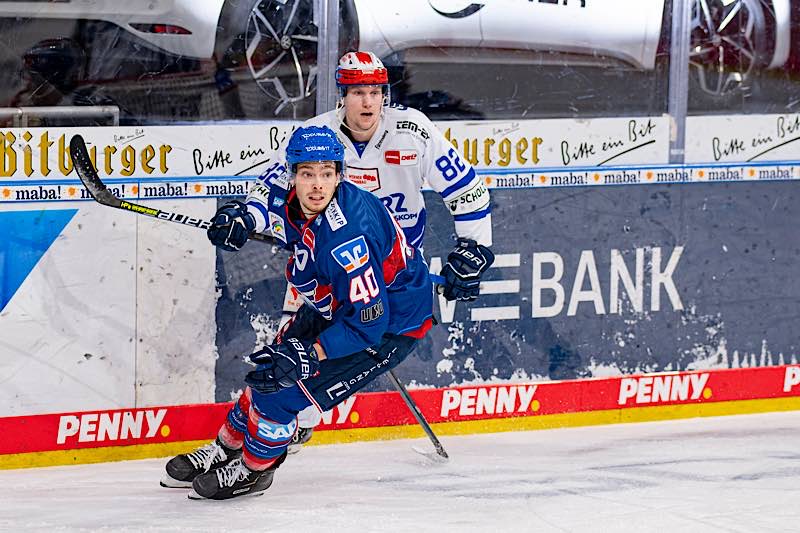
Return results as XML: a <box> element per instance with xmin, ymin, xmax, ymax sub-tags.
<box><xmin>285</xmin><ymin>126</ymin><xmax>345</xmax><ymax>174</ymax></box>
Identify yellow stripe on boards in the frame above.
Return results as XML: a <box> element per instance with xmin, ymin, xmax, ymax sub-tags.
<box><xmin>0</xmin><ymin>440</ymin><xmax>209</xmax><ymax>470</ymax></box>
<box><xmin>309</xmin><ymin>396</ymin><xmax>800</xmax><ymax>445</ymax></box>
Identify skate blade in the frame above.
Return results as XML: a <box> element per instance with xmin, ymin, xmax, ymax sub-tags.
<box><xmin>412</xmin><ymin>445</ymin><xmax>449</xmax><ymax>463</ymax></box>
<box><xmin>287</xmin><ymin>445</ymin><xmax>303</xmax><ymax>455</ymax></box>
<box><xmin>188</xmin><ymin>489</ymin><xmax>267</xmax><ymax>501</ymax></box>
<box><xmin>160</xmin><ymin>474</ymin><xmax>192</xmax><ymax>489</ymax></box>
<box><xmin>187</xmin><ymin>489</ymin><xmax>205</xmax><ymax>500</ymax></box>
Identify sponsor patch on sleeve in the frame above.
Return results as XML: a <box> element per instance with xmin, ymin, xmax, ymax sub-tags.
<box><xmin>331</xmin><ymin>235</ymin><xmax>370</xmax><ymax>273</ymax></box>
<box><xmin>248</xmin><ymin>182</ymin><xmax>270</xmax><ymax>204</ymax></box>
<box><xmin>269</xmin><ymin>212</ymin><xmax>287</xmax><ymax>242</ymax></box>
<box><xmin>446</xmin><ymin>180</ymin><xmax>490</xmax><ymax>215</ymax></box>
<box><xmin>325</xmin><ymin>198</ymin><xmax>348</xmax><ymax>230</ymax></box>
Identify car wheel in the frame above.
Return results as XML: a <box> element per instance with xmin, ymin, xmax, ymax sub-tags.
<box><xmin>215</xmin><ymin>0</ymin><xmax>358</xmax><ymax>119</ymax></box>
<box><xmin>689</xmin><ymin>0</ymin><xmax>772</xmax><ymax>98</ymax></box>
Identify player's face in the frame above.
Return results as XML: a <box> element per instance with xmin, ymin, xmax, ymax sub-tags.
<box><xmin>343</xmin><ymin>85</ymin><xmax>383</xmax><ymax>134</ymax></box>
<box><xmin>293</xmin><ymin>161</ymin><xmax>339</xmax><ymax>215</ymax></box>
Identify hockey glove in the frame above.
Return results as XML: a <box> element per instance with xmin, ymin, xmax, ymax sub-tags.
<box><xmin>440</xmin><ymin>238</ymin><xmax>495</xmax><ymax>301</ymax></box>
<box><xmin>245</xmin><ymin>338</ymin><xmax>320</xmax><ymax>394</ymax></box>
<box><xmin>207</xmin><ymin>200</ymin><xmax>256</xmax><ymax>252</ymax></box>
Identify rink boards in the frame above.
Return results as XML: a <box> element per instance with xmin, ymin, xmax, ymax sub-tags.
<box><xmin>2</xmin><ymin>116</ymin><xmax>800</xmax><ymax>469</ymax></box>
<box><xmin>3</xmin><ymin>365</ymin><xmax>800</xmax><ymax>469</ymax></box>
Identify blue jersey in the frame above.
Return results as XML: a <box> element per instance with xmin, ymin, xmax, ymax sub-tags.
<box><xmin>246</xmin><ymin>170</ymin><xmax>433</xmax><ymax>359</ymax></box>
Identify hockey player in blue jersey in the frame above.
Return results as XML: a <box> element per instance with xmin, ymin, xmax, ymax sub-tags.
<box><xmin>161</xmin><ymin>126</ymin><xmax>434</xmax><ymax>500</ymax></box>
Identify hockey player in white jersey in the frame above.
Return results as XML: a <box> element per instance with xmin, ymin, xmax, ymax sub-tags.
<box><xmin>286</xmin><ymin>51</ymin><xmax>495</xmax><ymax>451</ymax></box>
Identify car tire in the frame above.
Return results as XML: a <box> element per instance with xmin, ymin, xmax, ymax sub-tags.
<box><xmin>214</xmin><ymin>0</ymin><xmax>358</xmax><ymax>120</ymax></box>
<box><xmin>688</xmin><ymin>0</ymin><xmax>772</xmax><ymax>103</ymax></box>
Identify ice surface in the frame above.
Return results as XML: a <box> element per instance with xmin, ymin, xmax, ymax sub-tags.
<box><xmin>2</xmin><ymin>411</ymin><xmax>800</xmax><ymax>532</ymax></box>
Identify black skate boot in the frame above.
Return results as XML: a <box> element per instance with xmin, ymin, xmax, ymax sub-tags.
<box><xmin>287</xmin><ymin>427</ymin><xmax>314</xmax><ymax>455</ymax></box>
<box><xmin>160</xmin><ymin>438</ymin><xmax>241</xmax><ymax>488</ymax></box>
<box><xmin>188</xmin><ymin>452</ymin><xmax>287</xmax><ymax>501</ymax></box>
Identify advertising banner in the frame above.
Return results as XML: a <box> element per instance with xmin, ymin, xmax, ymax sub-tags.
<box><xmin>0</xmin><ymin>124</ymin><xmax>295</xmax><ymax>203</ymax></box>
<box><xmin>686</xmin><ymin>113</ymin><xmax>800</xmax><ymax>164</ymax></box>
<box><xmin>0</xmin><ymin>117</ymin><xmax>669</xmax><ymax>203</ymax></box>
<box><xmin>440</xmin><ymin>116</ymin><xmax>669</xmax><ymax>169</ymax></box>
<box><xmin>4</xmin><ymin>366</ymin><xmax>800</xmax><ymax>469</ymax></box>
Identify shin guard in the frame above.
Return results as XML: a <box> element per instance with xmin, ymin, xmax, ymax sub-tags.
<box><xmin>243</xmin><ymin>408</ymin><xmax>297</xmax><ymax>471</ymax></box>
<box><xmin>218</xmin><ymin>388</ymin><xmax>252</xmax><ymax>449</ymax></box>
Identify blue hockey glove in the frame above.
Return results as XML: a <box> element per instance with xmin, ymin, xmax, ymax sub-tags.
<box><xmin>245</xmin><ymin>338</ymin><xmax>320</xmax><ymax>394</ymax></box>
<box><xmin>440</xmin><ymin>238</ymin><xmax>495</xmax><ymax>301</ymax></box>
<box><xmin>207</xmin><ymin>200</ymin><xmax>256</xmax><ymax>252</ymax></box>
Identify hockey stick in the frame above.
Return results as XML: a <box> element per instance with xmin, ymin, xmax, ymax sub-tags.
<box><xmin>69</xmin><ymin>134</ymin><xmax>272</xmax><ymax>242</ymax></box>
<box><xmin>387</xmin><ymin>369</ymin><xmax>449</xmax><ymax>461</ymax></box>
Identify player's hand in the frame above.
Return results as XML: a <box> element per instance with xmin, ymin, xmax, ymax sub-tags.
<box><xmin>207</xmin><ymin>200</ymin><xmax>255</xmax><ymax>251</ymax></box>
<box><xmin>245</xmin><ymin>338</ymin><xmax>320</xmax><ymax>394</ymax></box>
<box><xmin>440</xmin><ymin>238</ymin><xmax>494</xmax><ymax>301</ymax></box>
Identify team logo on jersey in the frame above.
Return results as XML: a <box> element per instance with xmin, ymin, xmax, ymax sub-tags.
<box><xmin>384</xmin><ymin>149</ymin><xmax>418</xmax><ymax>166</ymax></box>
<box><xmin>331</xmin><ymin>235</ymin><xmax>370</xmax><ymax>273</ymax></box>
<box><xmin>346</xmin><ymin>166</ymin><xmax>381</xmax><ymax>192</ymax></box>
<box><xmin>269</xmin><ymin>212</ymin><xmax>286</xmax><ymax>242</ymax></box>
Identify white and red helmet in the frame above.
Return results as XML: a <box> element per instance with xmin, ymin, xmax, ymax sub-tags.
<box><xmin>335</xmin><ymin>51</ymin><xmax>390</xmax><ymax>102</ymax></box>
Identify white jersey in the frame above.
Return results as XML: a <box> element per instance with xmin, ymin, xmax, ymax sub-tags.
<box><xmin>296</xmin><ymin>105</ymin><xmax>492</xmax><ymax>249</ymax></box>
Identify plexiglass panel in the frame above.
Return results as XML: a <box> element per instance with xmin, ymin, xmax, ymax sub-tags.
<box><xmin>1</xmin><ymin>1</ymin><xmax>798</xmax><ymax>125</ymax></box>
<box><xmin>687</xmin><ymin>0</ymin><xmax>799</xmax><ymax>115</ymax></box>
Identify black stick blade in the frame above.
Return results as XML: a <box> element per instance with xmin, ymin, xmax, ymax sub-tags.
<box><xmin>70</xmin><ymin>134</ymin><xmax>121</xmax><ymax>208</ymax></box>
<box><xmin>68</xmin><ymin>133</ymin><xmax>273</xmax><ymax>242</ymax></box>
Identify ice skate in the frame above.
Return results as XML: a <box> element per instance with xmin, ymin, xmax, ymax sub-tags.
<box><xmin>160</xmin><ymin>438</ymin><xmax>241</xmax><ymax>488</ymax></box>
<box><xmin>287</xmin><ymin>427</ymin><xmax>313</xmax><ymax>455</ymax></box>
<box><xmin>188</xmin><ymin>453</ymin><xmax>286</xmax><ymax>501</ymax></box>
